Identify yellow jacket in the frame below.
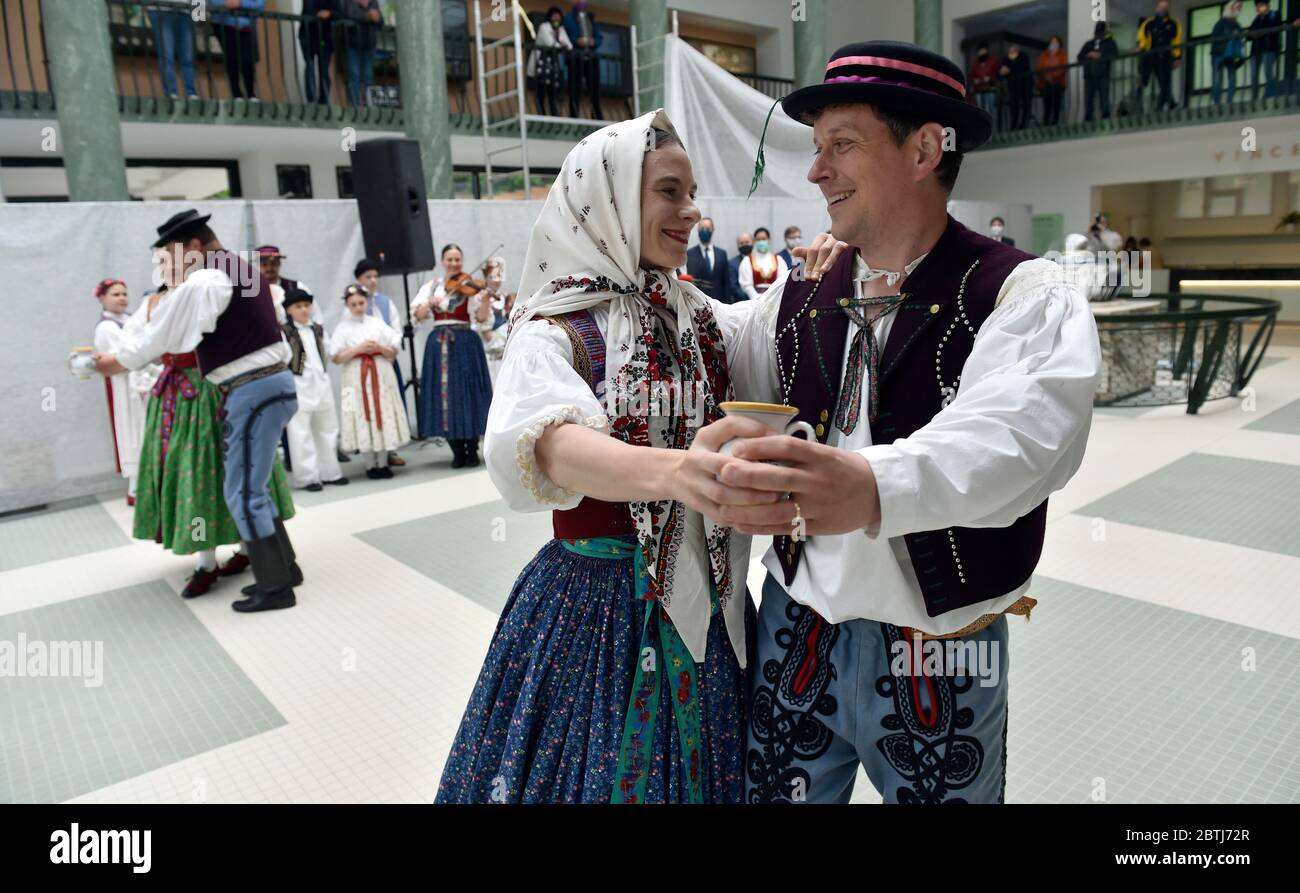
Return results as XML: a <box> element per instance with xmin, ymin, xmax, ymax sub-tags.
<box><xmin>1137</xmin><ymin>14</ymin><xmax>1183</xmax><ymax>59</ymax></box>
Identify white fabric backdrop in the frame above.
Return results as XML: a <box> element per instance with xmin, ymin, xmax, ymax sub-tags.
<box><xmin>665</xmin><ymin>34</ymin><xmax>824</xmax><ymax>201</ymax></box>
<box><xmin>2</xmin><ymin>194</ymin><xmax>829</xmax><ymax>512</ymax></box>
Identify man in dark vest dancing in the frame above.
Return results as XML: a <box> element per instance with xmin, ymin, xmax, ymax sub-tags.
<box><xmin>711</xmin><ymin>42</ymin><xmax>1102</xmax><ymax>803</ymax></box>
<box><xmin>111</xmin><ymin>210</ymin><xmax>303</xmax><ymax>613</ymax></box>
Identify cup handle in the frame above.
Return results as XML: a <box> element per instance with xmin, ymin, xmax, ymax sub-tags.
<box><xmin>784</xmin><ymin>420</ymin><xmax>816</xmax><ymax>441</ymax></box>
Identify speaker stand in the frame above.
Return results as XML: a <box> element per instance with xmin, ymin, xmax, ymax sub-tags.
<box><xmin>401</xmin><ymin>272</ymin><xmax>426</xmax><ymax>440</ymax></box>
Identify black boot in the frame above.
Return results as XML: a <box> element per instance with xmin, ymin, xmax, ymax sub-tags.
<box><xmin>450</xmin><ymin>438</ymin><xmax>466</xmax><ymax>469</ymax></box>
<box><xmin>233</xmin><ymin>532</ymin><xmax>296</xmax><ymax>612</ymax></box>
<box><xmin>241</xmin><ymin>518</ymin><xmax>302</xmax><ymax>595</ymax></box>
<box><xmin>464</xmin><ymin>438</ymin><xmax>481</xmax><ymax>468</ymax></box>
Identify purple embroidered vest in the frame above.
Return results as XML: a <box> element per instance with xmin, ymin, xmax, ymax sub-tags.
<box><xmin>195</xmin><ymin>250</ymin><xmax>282</xmax><ymax>375</ymax></box>
<box><xmin>773</xmin><ymin>216</ymin><xmax>1046</xmax><ymax>619</ymax></box>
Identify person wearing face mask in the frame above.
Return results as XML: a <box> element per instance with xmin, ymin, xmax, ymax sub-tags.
<box><xmin>989</xmin><ymin>216</ymin><xmax>1014</xmax><ymax>247</ymax></box>
<box><xmin>738</xmin><ymin>226</ymin><xmax>790</xmax><ymax>302</ymax></box>
<box><xmin>1078</xmin><ymin>20</ymin><xmax>1118</xmax><ymax>121</ymax></box>
<box><xmin>1210</xmin><ymin>1</ymin><xmax>1247</xmax><ymax>107</ymax></box>
<box><xmin>1035</xmin><ymin>35</ymin><xmax>1067</xmax><ymax>126</ymax></box>
<box><xmin>777</xmin><ymin>226</ymin><xmax>802</xmax><ymax>269</ymax></box>
<box><xmin>685</xmin><ymin>215</ymin><xmax>730</xmax><ymax>301</ymax></box>
<box><xmin>1136</xmin><ymin>0</ymin><xmax>1183</xmax><ymax>112</ymax></box>
<box><xmin>968</xmin><ymin>42</ymin><xmax>1000</xmax><ymax>123</ymax></box>
<box><xmin>998</xmin><ymin>42</ymin><xmax>1032</xmax><ymax>130</ymax></box>
<box><xmin>728</xmin><ymin>231</ymin><xmax>754</xmax><ymax>302</ymax></box>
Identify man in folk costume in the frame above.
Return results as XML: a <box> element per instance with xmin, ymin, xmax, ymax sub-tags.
<box><xmin>711</xmin><ymin>42</ymin><xmax>1102</xmax><ymax>803</ymax></box>
<box><xmin>106</xmin><ymin>210</ymin><xmax>305</xmax><ymax>613</ymax></box>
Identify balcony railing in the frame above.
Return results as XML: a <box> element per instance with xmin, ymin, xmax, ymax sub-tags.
<box><xmin>735</xmin><ymin>72</ymin><xmax>795</xmax><ymax>102</ymax></box>
<box><xmin>977</xmin><ymin>22</ymin><xmax>1300</xmax><ymax>149</ymax></box>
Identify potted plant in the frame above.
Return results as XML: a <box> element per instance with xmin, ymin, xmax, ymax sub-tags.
<box><xmin>1276</xmin><ymin>211</ymin><xmax>1300</xmax><ymax>233</ymax></box>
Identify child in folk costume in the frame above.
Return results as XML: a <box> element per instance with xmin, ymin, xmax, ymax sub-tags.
<box><xmin>435</xmin><ymin>111</ymin><xmax>844</xmax><ymax>804</ymax></box>
<box><xmin>354</xmin><ymin>257</ymin><xmax>409</xmax><ymax>467</ymax></box>
<box><xmin>92</xmin><ymin>279</ymin><xmax>161</xmax><ymax>505</ymax></box>
<box><xmin>330</xmin><ymin>284</ymin><xmax>410</xmax><ymax>479</ymax></box>
<box><xmin>99</xmin><ymin>281</ymin><xmax>298</xmax><ymax>600</ymax></box>
<box><xmin>737</xmin><ymin>226</ymin><xmax>789</xmax><ymax>301</ymax></box>
<box><xmin>282</xmin><ymin>288</ymin><xmax>348</xmax><ymax>491</ymax></box>
<box><xmin>471</xmin><ymin>256</ymin><xmax>510</xmax><ymax>383</ymax></box>
<box><xmin>411</xmin><ymin>244</ymin><xmax>494</xmax><ymax>468</ymax></box>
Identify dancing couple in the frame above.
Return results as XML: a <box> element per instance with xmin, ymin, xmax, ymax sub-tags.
<box><xmin>437</xmin><ymin>41</ymin><xmax>1101</xmax><ymax>804</ymax></box>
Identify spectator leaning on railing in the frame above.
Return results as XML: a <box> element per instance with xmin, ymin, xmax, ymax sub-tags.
<box><xmin>999</xmin><ymin>42</ymin><xmax>1032</xmax><ymax>130</ymax></box>
<box><xmin>299</xmin><ymin>0</ymin><xmax>340</xmax><ymax>105</ymax></box>
<box><xmin>968</xmin><ymin>42</ymin><xmax>1000</xmax><ymax>123</ymax></box>
<box><xmin>1210</xmin><ymin>2</ymin><xmax>1247</xmax><ymax>107</ymax></box>
<box><xmin>1035</xmin><ymin>35</ymin><xmax>1067</xmax><ymax>126</ymax></box>
<box><xmin>1078</xmin><ymin>20</ymin><xmax>1118</xmax><ymax>122</ymax></box>
<box><xmin>208</xmin><ymin>0</ymin><xmax>265</xmax><ymax>101</ymax></box>
<box><xmin>149</xmin><ymin>2</ymin><xmax>199</xmax><ymax>99</ymax></box>
<box><xmin>526</xmin><ymin>7</ymin><xmax>572</xmax><ymax>117</ymax></box>
<box><xmin>563</xmin><ymin>1</ymin><xmax>603</xmax><ymax>119</ymax></box>
<box><xmin>1246</xmin><ymin>1</ymin><xmax>1284</xmax><ymax>100</ymax></box>
<box><xmin>343</xmin><ymin>0</ymin><xmax>384</xmax><ymax>108</ymax></box>
<box><xmin>1136</xmin><ymin>0</ymin><xmax>1182</xmax><ymax>112</ymax></box>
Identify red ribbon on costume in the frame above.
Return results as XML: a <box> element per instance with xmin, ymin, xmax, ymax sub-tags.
<box><xmin>358</xmin><ymin>353</ymin><xmax>383</xmax><ymax>430</ymax></box>
<box><xmin>103</xmin><ymin>377</ymin><xmax>122</xmax><ymax>474</ymax></box>
<box><xmin>152</xmin><ymin>352</ymin><xmax>199</xmax><ymax>469</ymax></box>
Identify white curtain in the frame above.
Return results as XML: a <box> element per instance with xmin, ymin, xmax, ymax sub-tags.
<box><xmin>664</xmin><ymin>34</ymin><xmax>824</xmax><ymax>201</ymax></box>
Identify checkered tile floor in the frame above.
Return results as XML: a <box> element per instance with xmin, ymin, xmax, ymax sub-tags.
<box><xmin>2</xmin><ymin>336</ymin><xmax>1299</xmax><ymax>804</ymax></box>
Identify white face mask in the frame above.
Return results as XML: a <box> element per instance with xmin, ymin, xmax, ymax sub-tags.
<box><xmin>990</xmin><ymin>224</ymin><xmax>1004</xmax><ymax>237</ymax></box>
<box><xmin>785</xmin><ymin>238</ymin><xmax>800</xmax><ymax>250</ymax></box>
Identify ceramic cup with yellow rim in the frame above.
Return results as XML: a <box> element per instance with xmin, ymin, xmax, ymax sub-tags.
<box><xmin>68</xmin><ymin>347</ymin><xmax>97</xmax><ymax>380</ymax></box>
<box><xmin>717</xmin><ymin>401</ymin><xmax>816</xmax><ymax>456</ymax></box>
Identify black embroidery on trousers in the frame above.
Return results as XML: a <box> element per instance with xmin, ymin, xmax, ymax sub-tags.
<box><xmin>746</xmin><ymin>598</ymin><xmax>839</xmax><ymax>803</ymax></box>
<box><xmin>874</xmin><ymin>623</ymin><xmax>986</xmax><ymax>804</ymax></box>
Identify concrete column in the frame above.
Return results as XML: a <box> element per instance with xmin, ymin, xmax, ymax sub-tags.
<box><xmin>394</xmin><ymin>0</ymin><xmax>453</xmax><ymax>199</ymax></box>
<box><xmin>40</xmin><ymin>0</ymin><xmax>129</xmax><ymax>201</ymax></box>
<box><xmin>794</xmin><ymin>0</ymin><xmax>826</xmax><ymax>88</ymax></box>
<box><xmin>630</xmin><ymin>0</ymin><xmax>668</xmax><ymax>112</ymax></box>
<box><xmin>914</xmin><ymin>0</ymin><xmax>944</xmax><ymax>54</ymax></box>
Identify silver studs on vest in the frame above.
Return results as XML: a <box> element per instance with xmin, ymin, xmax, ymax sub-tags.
<box><xmin>935</xmin><ymin>260</ymin><xmax>980</xmax><ymax>409</ymax></box>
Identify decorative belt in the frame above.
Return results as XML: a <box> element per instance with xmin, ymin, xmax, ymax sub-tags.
<box><xmin>358</xmin><ymin>354</ymin><xmax>383</xmax><ymax>429</ymax></box>
<box><xmin>217</xmin><ymin>362</ymin><xmax>288</xmax><ymax>395</ymax></box>
<box><xmin>915</xmin><ymin>595</ymin><xmax>1038</xmax><ymax>640</ymax></box>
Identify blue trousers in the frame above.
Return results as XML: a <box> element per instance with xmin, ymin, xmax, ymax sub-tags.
<box><xmin>746</xmin><ymin>574</ymin><xmax>1010</xmax><ymax>804</ymax></box>
<box><xmin>220</xmin><ymin>371</ymin><xmax>297</xmax><ymax>542</ymax></box>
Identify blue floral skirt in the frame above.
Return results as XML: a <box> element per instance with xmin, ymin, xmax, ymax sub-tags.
<box><xmin>436</xmin><ymin>536</ymin><xmax>754</xmax><ymax>804</ymax></box>
<box><xmin>417</xmin><ymin>323</ymin><xmax>492</xmax><ymax>440</ymax></box>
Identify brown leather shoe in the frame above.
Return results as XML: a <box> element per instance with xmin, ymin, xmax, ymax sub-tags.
<box><xmin>388</xmin><ymin>452</ymin><xmax>406</xmax><ymax>467</ymax></box>
<box><xmin>217</xmin><ymin>551</ymin><xmax>250</xmax><ymax>577</ymax></box>
<box><xmin>181</xmin><ymin>567</ymin><xmax>221</xmax><ymax>599</ymax></box>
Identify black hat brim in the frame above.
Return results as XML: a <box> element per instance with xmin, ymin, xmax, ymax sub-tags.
<box><xmin>152</xmin><ymin>212</ymin><xmax>213</xmax><ymax>249</ymax></box>
<box><xmin>781</xmin><ymin>82</ymin><xmax>992</xmax><ymax>152</ymax></box>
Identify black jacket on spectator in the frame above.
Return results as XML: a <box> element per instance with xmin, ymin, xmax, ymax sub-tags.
<box><xmin>300</xmin><ymin>0</ymin><xmax>340</xmax><ymax>51</ymax></box>
<box><xmin>1247</xmin><ymin>11</ymin><xmax>1283</xmax><ymax>53</ymax></box>
<box><xmin>685</xmin><ymin>243</ymin><xmax>730</xmax><ymax>301</ymax></box>
<box><xmin>1077</xmin><ymin>32</ymin><xmax>1118</xmax><ymax>79</ymax></box>
<box><xmin>727</xmin><ymin>254</ymin><xmax>749</xmax><ymax>303</ymax></box>
<box><xmin>343</xmin><ymin>0</ymin><xmax>383</xmax><ymax>50</ymax></box>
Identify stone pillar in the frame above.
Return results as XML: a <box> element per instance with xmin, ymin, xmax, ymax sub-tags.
<box><xmin>914</xmin><ymin>0</ymin><xmax>944</xmax><ymax>55</ymax></box>
<box><xmin>794</xmin><ymin>0</ymin><xmax>826</xmax><ymax>88</ymax></box>
<box><xmin>40</xmin><ymin>0</ymin><xmax>129</xmax><ymax>201</ymax></box>
<box><xmin>394</xmin><ymin>0</ymin><xmax>453</xmax><ymax>199</ymax></box>
<box><xmin>630</xmin><ymin>0</ymin><xmax>668</xmax><ymax>112</ymax></box>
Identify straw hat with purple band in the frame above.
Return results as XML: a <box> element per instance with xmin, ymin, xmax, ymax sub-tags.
<box><xmin>782</xmin><ymin>40</ymin><xmax>992</xmax><ymax>150</ymax></box>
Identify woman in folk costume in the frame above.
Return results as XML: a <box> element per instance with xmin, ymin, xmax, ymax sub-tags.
<box><xmin>92</xmin><ymin>279</ymin><xmax>161</xmax><ymax>505</ymax></box>
<box><xmin>330</xmin><ymin>284</ymin><xmax>411</xmax><ymax>479</ymax></box>
<box><xmin>411</xmin><ymin>244</ymin><xmax>494</xmax><ymax>468</ymax></box>
<box><xmin>125</xmin><ymin>281</ymin><xmax>297</xmax><ymax>600</ymax></box>
<box><xmin>436</xmin><ymin>110</ymin><xmax>831</xmax><ymax>804</ymax></box>
<box><xmin>737</xmin><ymin>226</ymin><xmax>789</xmax><ymax>301</ymax></box>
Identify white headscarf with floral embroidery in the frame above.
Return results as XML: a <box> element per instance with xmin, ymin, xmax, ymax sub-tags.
<box><xmin>508</xmin><ymin>109</ymin><xmax>748</xmax><ymax>668</ymax></box>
